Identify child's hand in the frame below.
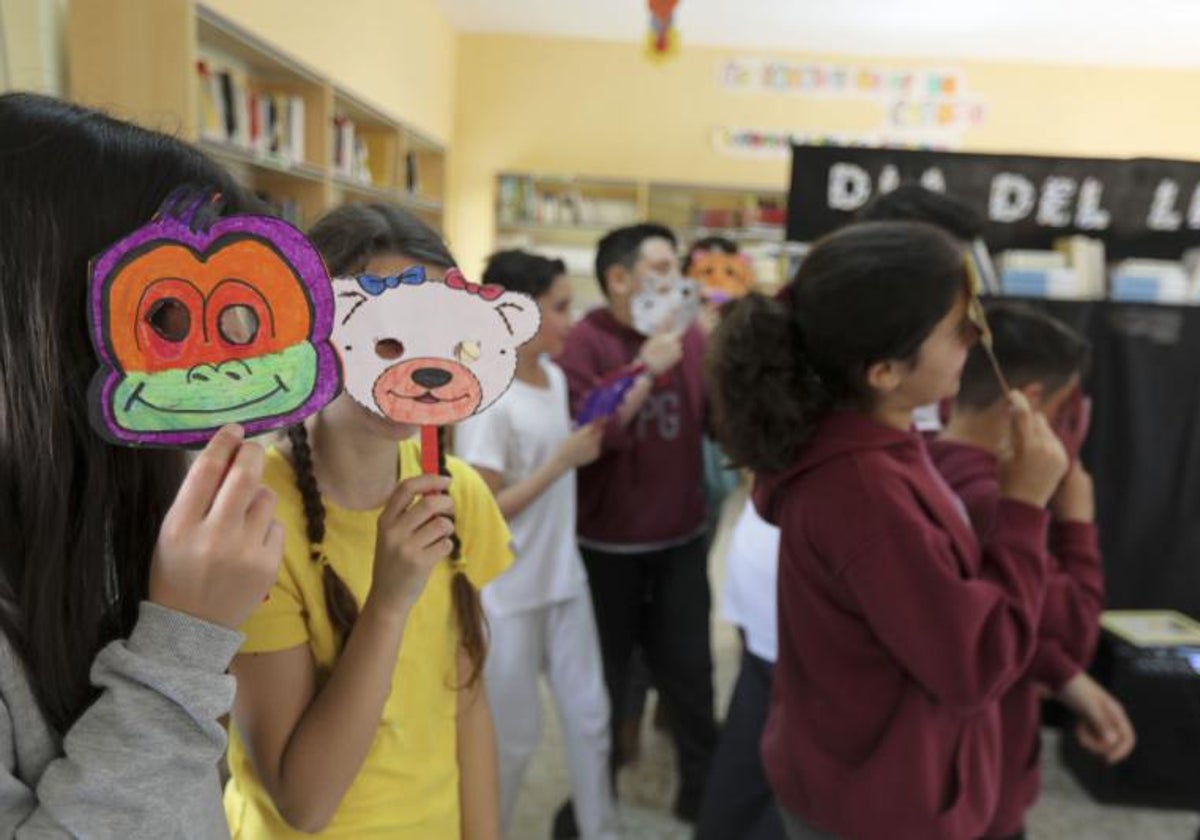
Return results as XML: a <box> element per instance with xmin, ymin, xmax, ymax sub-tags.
<box><xmin>556</xmin><ymin>422</ymin><xmax>605</xmax><ymax>470</ymax></box>
<box><xmin>1058</xmin><ymin>672</ymin><xmax>1137</xmax><ymax>764</ymax></box>
<box><xmin>1000</xmin><ymin>390</ymin><xmax>1069</xmax><ymax>508</ymax></box>
<box><xmin>638</xmin><ymin>327</ymin><xmax>683</xmax><ymax>376</ymax></box>
<box><xmin>1052</xmin><ymin>388</ymin><xmax>1092</xmax><ymax>464</ymax></box>
<box><xmin>1050</xmin><ymin>461</ymin><xmax>1096</xmax><ymax>523</ymax></box>
<box><xmin>150</xmin><ymin>424</ymin><xmax>284</xmax><ymax>629</ymax></box>
<box><xmin>368</xmin><ymin>474</ymin><xmax>455</xmax><ymax>615</ymax></box>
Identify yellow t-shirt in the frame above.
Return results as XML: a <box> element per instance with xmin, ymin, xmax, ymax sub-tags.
<box><xmin>224</xmin><ymin>440</ymin><xmax>513</xmax><ymax>838</ymax></box>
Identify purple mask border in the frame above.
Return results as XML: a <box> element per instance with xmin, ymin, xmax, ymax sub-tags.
<box><xmin>87</xmin><ymin>201</ymin><xmax>341</xmax><ymax>447</ymax></box>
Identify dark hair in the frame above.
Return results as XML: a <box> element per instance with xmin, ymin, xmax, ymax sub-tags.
<box><xmin>709</xmin><ymin>221</ymin><xmax>967</xmax><ymax>474</ymax></box>
<box><xmin>857</xmin><ymin>185</ymin><xmax>985</xmax><ymax>242</ymax></box>
<box><xmin>0</xmin><ymin>92</ymin><xmax>256</xmax><ymax>731</ymax></box>
<box><xmin>294</xmin><ymin>202</ymin><xmax>488</xmax><ymax>687</ymax></box>
<box><xmin>683</xmin><ymin>235</ymin><xmax>738</xmax><ymax>274</ymax></box>
<box><xmin>482</xmin><ymin>248</ymin><xmax>566</xmax><ymax>299</ymax></box>
<box><xmin>594</xmin><ymin>222</ymin><xmax>677</xmax><ymax>296</ymax></box>
<box><xmin>956</xmin><ymin>302</ymin><xmax>1090</xmax><ymax>411</ymax></box>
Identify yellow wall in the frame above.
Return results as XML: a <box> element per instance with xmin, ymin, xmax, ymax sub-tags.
<box><xmin>449</xmin><ymin>32</ymin><xmax>1200</xmax><ymax>276</ymax></box>
<box><xmin>202</xmin><ymin>0</ymin><xmax>457</xmax><ymax>143</ymax></box>
<box><xmin>1</xmin><ymin>0</ymin><xmax>65</xmax><ymax>94</ymax></box>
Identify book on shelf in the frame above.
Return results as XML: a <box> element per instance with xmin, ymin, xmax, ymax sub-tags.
<box><xmin>405</xmin><ymin>151</ymin><xmax>419</xmax><ymax>194</ymax></box>
<box><xmin>1110</xmin><ymin>259</ymin><xmax>1192</xmax><ymax>303</ymax></box>
<box><xmin>195</xmin><ymin>60</ymin><xmax>306</xmax><ymax>165</ymax></box>
<box><xmin>1054</xmin><ymin>236</ymin><xmax>1107</xmax><ymax>300</ymax></box>
<box><xmin>332</xmin><ymin>116</ymin><xmax>372</xmax><ymax>184</ymax></box>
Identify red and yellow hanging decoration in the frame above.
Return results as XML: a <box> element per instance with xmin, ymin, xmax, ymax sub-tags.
<box><xmin>646</xmin><ymin>0</ymin><xmax>680</xmax><ymax>62</ymax></box>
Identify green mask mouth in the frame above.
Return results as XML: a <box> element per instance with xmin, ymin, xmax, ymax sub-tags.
<box><xmin>111</xmin><ymin>343</ymin><xmax>318</xmax><ymax>433</ymax></box>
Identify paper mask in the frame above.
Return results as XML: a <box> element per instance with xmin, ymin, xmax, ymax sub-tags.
<box><xmin>576</xmin><ymin>364</ymin><xmax>647</xmax><ymax>425</ymax></box>
<box><xmin>87</xmin><ymin>190</ymin><xmax>341</xmax><ymax>447</ymax></box>
<box><xmin>687</xmin><ymin>250</ymin><xmax>756</xmax><ymax>304</ymax></box>
<box><xmin>332</xmin><ymin>267</ymin><xmax>540</xmax><ymax>425</ymax></box>
<box><xmin>631</xmin><ymin>273</ymin><xmax>700</xmax><ymax>336</ymax></box>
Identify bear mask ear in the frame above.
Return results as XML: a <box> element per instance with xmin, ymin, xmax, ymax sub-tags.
<box><xmin>493</xmin><ymin>295</ymin><xmax>541</xmax><ymax>347</ymax></box>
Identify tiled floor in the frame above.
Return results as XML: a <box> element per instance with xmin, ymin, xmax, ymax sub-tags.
<box><xmin>508</xmin><ymin>490</ymin><xmax>1200</xmax><ymax>839</ymax></box>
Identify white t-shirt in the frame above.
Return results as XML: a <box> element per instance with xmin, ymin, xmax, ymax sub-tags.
<box><xmin>454</xmin><ymin>358</ymin><xmax>588</xmax><ymax>616</ymax></box>
<box><xmin>913</xmin><ymin>402</ymin><xmax>943</xmax><ymax>433</ymax></box>
<box><xmin>721</xmin><ymin>497</ymin><xmax>781</xmax><ymax>663</ymax></box>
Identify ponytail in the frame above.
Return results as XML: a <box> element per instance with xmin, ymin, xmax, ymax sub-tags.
<box><xmin>708</xmin><ymin>221</ymin><xmax>966</xmax><ymax>475</ymax></box>
<box><xmin>707</xmin><ymin>293</ymin><xmax>829</xmax><ymax>474</ymax></box>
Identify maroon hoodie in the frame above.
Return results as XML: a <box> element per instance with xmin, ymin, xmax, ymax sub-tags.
<box><xmin>754</xmin><ymin>412</ymin><xmax>1050</xmax><ymax>840</ymax></box>
<box><xmin>928</xmin><ymin>439</ymin><xmax>1105</xmax><ymax>837</ymax></box>
<box><xmin>555</xmin><ymin>308</ymin><xmax>707</xmax><ymax>548</ymax></box>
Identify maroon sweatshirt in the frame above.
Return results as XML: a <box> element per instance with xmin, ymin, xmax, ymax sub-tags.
<box><xmin>928</xmin><ymin>439</ymin><xmax>1105</xmax><ymax>837</ymax></box>
<box><xmin>754</xmin><ymin>412</ymin><xmax>1050</xmax><ymax>840</ymax></box>
<box><xmin>555</xmin><ymin>308</ymin><xmax>707</xmax><ymax>548</ymax></box>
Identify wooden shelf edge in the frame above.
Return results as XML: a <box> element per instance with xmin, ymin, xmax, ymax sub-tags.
<box><xmin>199</xmin><ymin>138</ymin><xmax>326</xmax><ymax>182</ymax></box>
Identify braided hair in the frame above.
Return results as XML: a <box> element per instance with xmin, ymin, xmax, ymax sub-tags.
<box><xmin>289</xmin><ymin>203</ymin><xmax>488</xmax><ymax>686</ymax></box>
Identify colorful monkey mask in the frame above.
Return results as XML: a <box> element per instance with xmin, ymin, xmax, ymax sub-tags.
<box><xmin>332</xmin><ymin>267</ymin><xmax>540</xmax><ymax>426</ymax></box>
<box><xmin>87</xmin><ymin>190</ymin><xmax>341</xmax><ymax>447</ymax></box>
<box><xmin>686</xmin><ymin>250</ymin><xmax>756</xmax><ymax>304</ymax></box>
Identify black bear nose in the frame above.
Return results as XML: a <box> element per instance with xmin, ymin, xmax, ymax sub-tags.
<box><xmin>412</xmin><ymin>368</ymin><xmax>453</xmax><ymax>389</ymax></box>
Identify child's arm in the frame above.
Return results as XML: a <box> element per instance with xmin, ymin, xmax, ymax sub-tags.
<box><xmin>457</xmin><ymin>646</ymin><xmax>500</xmax><ymax>840</ymax></box>
<box><xmin>1043</xmin><ymin>463</ymin><xmax>1105</xmax><ymax>664</ymax></box>
<box><xmin>229</xmin><ymin>474</ymin><xmax>455</xmax><ymax>833</ymax></box>
<box><xmin>556</xmin><ymin>326</ymin><xmax>680</xmax><ymax>449</ymax></box>
<box><xmin>473</xmin><ymin>423</ymin><xmax>603</xmax><ymax>519</ymax></box>
<box><xmin>0</xmin><ymin>604</ymin><xmax>241</xmax><ymax>838</ymax></box>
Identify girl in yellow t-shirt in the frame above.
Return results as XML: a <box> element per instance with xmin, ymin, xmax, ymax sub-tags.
<box><xmin>224</xmin><ymin>203</ymin><xmax>513</xmax><ymax>839</ymax></box>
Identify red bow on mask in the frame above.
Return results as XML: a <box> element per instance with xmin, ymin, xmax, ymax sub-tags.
<box><xmin>444</xmin><ymin>268</ymin><xmax>504</xmax><ymax>301</ymax></box>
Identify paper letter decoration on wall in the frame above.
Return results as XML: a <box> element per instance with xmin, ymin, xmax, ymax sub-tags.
<box><xmin>87</xmin><ymin>189</ymin><xmax>342</xmax><ymax>447</ymax></box>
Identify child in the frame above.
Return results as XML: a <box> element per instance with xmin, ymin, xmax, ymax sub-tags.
<box><xmin>932</xmin><ymin>302</ymin><xmax>1135</xmax><ymax>840</ymax></box>
<box><xmin>709</xmin><ymin>221</ymin><xmax>1068</xmax><ymax>840</ymax></box>
<box><xmin>696</xmin><ymin>499</ymin><xmax>784</xmax><ymax>840</ymax></box>
<box><xmin>454</xmin><ymin>249</ymin><xmax>620</xmax><ymax>839</ymax></box>
<box><xmin>555</xmin><ymin>223</ymin><xmax>716</xmax><ymax>823</ymax></box>
<box><xmin>224</xmin><ymin>203</ymin><xmax>513</xmax><ymax>838</ymax></box>
<box><xmin>0</xmin><ymin>92</ymin><xmax>282</xmax><ymax>836</ymax></box>
<box><xmin>858</xmin><ymin>184</ymin><xmax>986</xmax><ymax>435</ymax></box>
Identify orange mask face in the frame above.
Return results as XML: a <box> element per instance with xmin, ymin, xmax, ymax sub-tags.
<box><xmin>108</xmin><ymin>240</ymin><xmax>313</xmax><ymax>373</ymax></box>
<box><xmin>687</xmin><ymin>250</ymin><xmax>756</xmax><ymax>303</ymax></box>
<box><xmin>88</xmin><ymin>190</ymin><xmax>341</xmax><ymax>447</ymax></box>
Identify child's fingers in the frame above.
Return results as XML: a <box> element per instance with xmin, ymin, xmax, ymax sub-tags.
<box><xmin>209</xmin><ymin>441</ymin><xmax>266</xmax><ymax>523</ymax></box>
<box><xmin>381</xmin><ymin>474</ymin><xmax>451</xmax><ymax>522</ymax></box>
<box><xmin>411</xmin><ymin>514</ymin><xmax>456</xmax><ymax>552</ymax></box>
<box><xmin>171</xmin><ymin>425</ymin><xmax>245</xmax><ymax>522</ymax></box>
<box><xmin>244</xmin><ymin>487</ymin><xmax>279</xmax><ymax>542</ymax></box>
<box><xmin>1007</xmin><ymin>391</ymin><xmax>1035</xmax><ymax>454</ymax></box>
<box><xmin>393</xmin><ymin>493</ymin><xmax>456</xmax><ymax>537</ymax></box>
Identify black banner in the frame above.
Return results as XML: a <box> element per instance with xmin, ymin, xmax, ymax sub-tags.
<box><xmin>787</xmin><ymin>145</ymin><xmax>1200</xmax><ymax>259</ymax></box>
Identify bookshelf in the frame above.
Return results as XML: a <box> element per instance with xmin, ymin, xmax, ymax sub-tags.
<box><xmin>495</xmin><ymin>173</ymin><xmax>791</xmax><ymax>311</ymax></box>
<box><xmin>67</xmin><ymin>0</ymin><xmax>447</xmax><ymax>231</ymax></box>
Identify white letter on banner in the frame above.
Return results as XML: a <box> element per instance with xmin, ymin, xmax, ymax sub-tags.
<box><xmin>828</xmin><ymin>162</ymin><xmax>872</xmax><ymax>211</ymax></box>
<box><xmin>1187</xmin><ymin>183</ymin><xmax>1200</xmax><ymax>229</ymax></box>
<box><xmin>920</xmin><ymin>168</ymin><xmax>946</xmax><ymax>193</ymax></box>
<box><xmin>1075</xmin><ymin>178</ymin><xmax>1112</xmax><ymax>230</ymax></box>
<box><xmin>878</xmin><ymin>165</ymin><xmax>900</xmax><ymax>194</ymax></box>
<box><xmin>989</xmin><ymin>174</ymin><xmax>1036</xmax><ymax>223</ymax></box>
<box><xmin>1148</xmin><ymin>179</ymin><xmax>1183</xmax><ymax>231</ymax></box>
<box><xmin>1037</xmin><ymin>176</ymin><xmax>1077</xmax><ymax>227</ymax></box>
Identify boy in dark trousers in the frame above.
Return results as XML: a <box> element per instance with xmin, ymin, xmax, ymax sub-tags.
<box><xmin>930</xmin><ymin>302</ymin><xmax>1136</xmax><ymax>840</ymax></box>
<box><xmin>555</xmin><ymin>223</ymin><xmax>716</xmax><ymax>823</ymax></box>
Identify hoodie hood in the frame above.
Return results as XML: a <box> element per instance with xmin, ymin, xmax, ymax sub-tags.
<box><xmin>753</xmin><ymin>410</ymin><xmax>922</xmax><ymax>526</ymax></box>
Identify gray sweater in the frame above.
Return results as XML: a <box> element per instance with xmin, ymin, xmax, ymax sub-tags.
<box><xmin>0</xmin><ymin>602</ymin><xmax>242</xmax><ymax>838</ymax></box>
